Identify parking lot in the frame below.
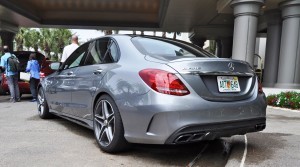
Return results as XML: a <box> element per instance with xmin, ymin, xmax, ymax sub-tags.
<box><xmin>1</xmin><ymin>94</ymin><xmax>300</xmax><ymax>167</ymax></box>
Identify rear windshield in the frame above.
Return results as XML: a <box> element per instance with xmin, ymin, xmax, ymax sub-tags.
<box><xmin>131</xmin><ymin>37</ymin><xmax>215</xmax><ymax>58</ymax></box>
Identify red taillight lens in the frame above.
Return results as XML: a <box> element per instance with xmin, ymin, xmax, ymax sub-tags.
<box><xmin>40</xmin><ymin>72</ymin><xmax>45</xmax><ymax>78</ymax></box>
<box><xmin>139</xmin><ymin>69</ymin><xmax>190</xmax><ymax>96</ymax></box>
<box><xmin>258</xmin><ymin>82</ymin><xmax>263</xmax><ymax>94</ymax></box>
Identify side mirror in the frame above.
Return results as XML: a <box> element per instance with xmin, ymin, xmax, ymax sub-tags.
<box><xmin>50</xmin><ymin>62</ymin><xmax>61</xmax><ymax>71</ymax></box>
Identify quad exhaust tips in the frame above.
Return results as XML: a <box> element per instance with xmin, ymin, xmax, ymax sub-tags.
<box><xmin>255</xmin><ymin>123</ymin><xmax>266</xmax><ymax>131</ymax></box>
<box><xmin>174</xmin><ymin>132</ymin><xmax>210</xmax><ymax>144</ymax></box>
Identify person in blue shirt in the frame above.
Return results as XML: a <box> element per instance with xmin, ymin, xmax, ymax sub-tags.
<box><xmin>0</xmin><ymin>46</ymin><xmax>20</xmax><ymax>103</ymax></box>
<box><xmin>26</xmin><ymin>53</ymin><xmax>40</xmax><ymax>102</ymax></box>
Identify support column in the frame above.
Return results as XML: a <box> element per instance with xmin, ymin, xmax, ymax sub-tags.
<box><xmin>0</xmin><ymin>31</ymin><xmax>15</xmax><ymax>51</ymax></box>
<box><xmin>263</xmin><ymin>10</ymin><xmax>282</xmax><ymax>88</ymax></box>
<box><xmin>275</xmin><ymin>1</ymin><xmax>300</xmax><ymax>89</ymax></box>
<box><xmin>230</xmin><ymin>0</ymin><xmax>264</xmax><ymax>67</ymax></box>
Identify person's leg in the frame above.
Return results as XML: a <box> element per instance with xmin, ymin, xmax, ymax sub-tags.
<box><xmin>29</xmin><ymin>78</ymin><xmax>39</xmax><ymax>101</ymax></box>
<box><xmin>6</xmin><ymin>75</ymin><xmax>16</xmax><ymax>102</ymax></box>
<box><xmin>13</xmin><ymin>75</ymin><xmax>20</xmax><ymax>101</ymax></box>
<box><xmin>32</xmin><ymin>78</ymin><xmax>39</xmax><ymax>100</ymax></box>
<box><xmin>29</xmin><ymin>78</ymin><xmax>36</xmax><ymax>100</ymax></box>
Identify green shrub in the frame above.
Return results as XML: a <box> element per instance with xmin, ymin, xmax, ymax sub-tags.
<box><xmin>267</xmin><ymin>91</ymin><xmax>300</xmax><ymax>109</ymax></box>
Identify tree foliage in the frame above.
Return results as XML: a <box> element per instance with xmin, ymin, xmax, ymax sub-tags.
<box><xmin>209</xmin><ymin>40</ymin><xmax>216</xmax><ymax>54</ymax></box>
<box><xmin>14</xmin><ymin>28</ymin><xmax>72</xmax><ymax>61</ymax></box>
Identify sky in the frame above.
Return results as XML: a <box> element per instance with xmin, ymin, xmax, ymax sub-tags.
<box><xmin>70</xmin><ymin>29</ymin><xmax>192</xmax><ymax>43</ymax></box>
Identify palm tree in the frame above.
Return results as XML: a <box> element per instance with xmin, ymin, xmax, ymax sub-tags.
<box><xmin>31</xmin><ymin>30</ymin><xmax>41</xmax><ymax>52</ymax></box>
<box><xmin>23</xmin><ymin>29</ymin><xmax>41</xmax><ymax>51</ymax></box>
<box><xmin>39</xmin><ymin>28</ymin><xmax>52</xmax><ymax>58</ymax></box>
<box><xmin>14</xmin><ymin>28</ymin><xmax>72</xmax><ymax>61</ymax></box>
<box><xmin>54</xmin><ymin>29</ymin><xmax>72</xmax><ymax>53</ymax></box>
<box><xmin>39</xmin><ymin>28</ymin><xmax>69</xmax><ymax>60</ymax></box>
<box><xmin>15</xmin><ymin>28</ymin><xmax>29</xmax><ymax>51</ymax></box>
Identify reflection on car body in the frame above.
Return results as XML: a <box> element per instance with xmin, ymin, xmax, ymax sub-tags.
<box><xmin>37</xmin><ymin>35</ymin><xmax>267</xmax><ymax>153</ymax></box>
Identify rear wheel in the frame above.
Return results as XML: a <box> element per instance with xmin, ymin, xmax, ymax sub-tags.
<box><xmin>93</xmin><ymin>95</ymin><xmax>128</xmax><ymax>153</ymax></box>
<box><xmin>37</xmin><ymin>88</ymin><xmax>52</xmax><ymax>119</ymax></box>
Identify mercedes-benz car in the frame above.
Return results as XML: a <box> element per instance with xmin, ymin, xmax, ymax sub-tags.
<box><xmin>37</xmin><ymin>35</ymin><xmax>267</xmax><ymax>153</ymax></box>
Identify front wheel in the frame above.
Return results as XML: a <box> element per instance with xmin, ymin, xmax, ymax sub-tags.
<box><xmin>93</xmin><ymin>95</ymin><xmax>129</xmax><ymax>153</ymax></box>
<box><xmin>37</xmin><ymin>88</ymin><xmax>52</xmax><ymax>119</ymax></box>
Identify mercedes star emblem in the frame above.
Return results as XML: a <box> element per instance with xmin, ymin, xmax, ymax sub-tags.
<box><xmin>228</xmin><ymin>62</ymin><xmax>235</xmax><ymax>71</ymax></box>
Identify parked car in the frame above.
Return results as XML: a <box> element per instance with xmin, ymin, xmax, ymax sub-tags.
<box><xmin>37</xmin><ymin>35</ymin><xmax>267</xmax><ymax>153</ymax></box>
<box><xmin>1</xmin><ymin>51</ymin><xmax>54</xmax><ymax>95</ymax></box>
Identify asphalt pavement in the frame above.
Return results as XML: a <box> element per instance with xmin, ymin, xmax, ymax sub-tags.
<box><xmin>0</xmin><ymin>94</ymin><xmax>299</xmax><ymax>167</ymax></box>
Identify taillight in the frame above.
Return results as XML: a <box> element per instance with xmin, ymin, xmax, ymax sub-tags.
<box><xmin>258</xmin><ymin>82</ymin><xmax>263</xmax><ymax>94</ymax></box>
<box><xmin>40</xmin><ymin>72</ymin><xmax>45</xmax><ymax>78</ymax></box>
<box><xmin>139</xmin><ymin>69</ymin><xmax>190</xmax><ymax>96</ymax></box>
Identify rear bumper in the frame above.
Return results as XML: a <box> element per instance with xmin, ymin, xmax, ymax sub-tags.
<box><xmin>165</xmin><ymin>117</ymin><xmax>265</xmax><ymax>144</ymax></box>
<box><xmin>116</xmin><ymin>90</ymin><xmax>267</xmax><ymax>144</ymax></box>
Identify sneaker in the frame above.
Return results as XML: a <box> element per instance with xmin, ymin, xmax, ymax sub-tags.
<box><xmin>30</xmin><ymin>99</ymin><xmax>37</xmax><ymax>102</ymax></box>
<box><xmin>17</xmin><ymin>98</ymin><xmax>21</xmax><ymax>102</ymax></box>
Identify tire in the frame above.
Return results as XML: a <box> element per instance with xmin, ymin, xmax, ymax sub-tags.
<box><xmin>37</xmin><ymin>87</ymin><xmax>52</xmax><ymax>119</ymax></box>
<box><xmin>93</xmin><ymin>95</ymin><xmax>129</xmax><ymax>153</ymax></box>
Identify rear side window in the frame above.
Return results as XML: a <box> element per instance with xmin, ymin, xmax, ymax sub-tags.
<box><xmin>84</xmin><ymin>38</ymin><xmax>119</xmax><ymax>65</ymax></box>
<box><xmin>84</xmin><ymin>41</ymin><xmax>101</xmax><ymax>65</ymax></box>
<box><xmin>105</xmin><ymin>41</ymin><xmax>119</xmax><ymax>62</ymax></box>
<box><xmin>131</xmin><ymin>37</ymin><xmax>213</xmax><ymax>57</ymax></box>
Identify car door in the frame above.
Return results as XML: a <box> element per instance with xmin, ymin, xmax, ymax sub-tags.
<box><xmin>46</xmin><ymin>43</ymin><xmax>89</xmax><ymax>114</ymax></box>
<box><xmin>71</xmin><ymin>38</ymin><xmax>120</xmax><ymax>120</ymax></box>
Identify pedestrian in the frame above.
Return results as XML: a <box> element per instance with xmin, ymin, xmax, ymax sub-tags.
<box><xmin>0</xmin><ymin>46</ymin><xmax>20</xmax><ymax>102</ymax></box>
<box><xmin>26</xmin><ymin>53</ymin><xmax>40</xmax><ymax>102</ymax></box>
<box><xmin>61</xmin><ymin>35</ymin><xmax>79</xmax><ymax>63</ymax></box>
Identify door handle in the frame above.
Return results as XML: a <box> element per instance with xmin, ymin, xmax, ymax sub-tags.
<box><xmin>67</xmin><ymin>71</ymin><xmax>74</xmax><ymax>75</ymax></box>
<box><xmin>93</xmin><ymin>69</ymin><xmax>103</xmax><ymax>75</ymax></box>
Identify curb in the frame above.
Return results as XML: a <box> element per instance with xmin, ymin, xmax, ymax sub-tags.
<box><xmin>267</xmin><ymin>106</ymin><xmax>300</xmax><ymax>113</ymax></box>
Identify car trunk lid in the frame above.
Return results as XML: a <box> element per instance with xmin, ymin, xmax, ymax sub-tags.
<box><xmin>167</xmin><ymin>58</ymin><xmax>256</xmax><ymax>101</ymax></box>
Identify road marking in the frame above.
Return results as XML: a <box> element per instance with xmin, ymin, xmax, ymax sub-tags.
<box><xmin>187</xmin><ymin>143</ymin><xmax>209</xmax><ymax>167</ymax></box>
<box><xmin>240</xmin><ymin>135</ymin><xmax>248</xmax><ymax>167</ymax></box>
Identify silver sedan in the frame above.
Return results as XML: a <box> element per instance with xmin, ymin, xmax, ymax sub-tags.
<box><xmin>37</xmin><ymin>35</ymin><xmax>267</xmax><ymax>153</ymax></box>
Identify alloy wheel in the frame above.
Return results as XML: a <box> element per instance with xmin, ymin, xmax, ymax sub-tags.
<box><xmin>37</xmin><ymin>89</ymin><xmax>45</xmax><ymax>116</ymax></box>
<box><xmin>94</xmin><ymin>100</ymin><xmax>115</xmax><ymax>147</ymax></box>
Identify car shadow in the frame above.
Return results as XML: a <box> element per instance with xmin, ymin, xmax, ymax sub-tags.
<box><xmin>45</xmin><ymin>115</ymin><xmax>231</xmax><ymax>166</ymax></box>
<box><xmin>0</xmin><ymin>95</ymin><xmax>10</xmax><ymax>103</ymax></box>
<box><xmin>0</xmin><ymin>94</ymin><xmax>33</xmax><ymax>103</ymax></box>
<box><xmin>120</xmin><ymin>139</ymin><xmax>231</xmax><ymax>166</ymax></box>
<box><xmin>51</xmin><ymin>116</ymin><xmax>95</xmax><ymax>140</ymax></box>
